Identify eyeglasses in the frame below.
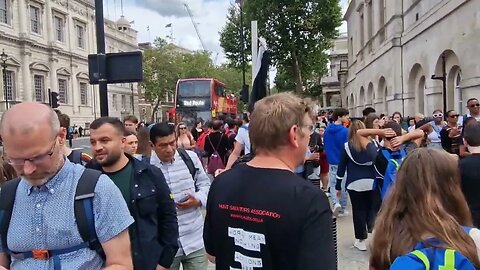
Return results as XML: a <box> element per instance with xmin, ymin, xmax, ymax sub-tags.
<box><xmin>469</xmin><ymin>104</ymin><xmax>480</xmax><ymax>108</ymax></box>
<box><xmin>433</xmin><ymin>113</ymin><xmax>443</xmax><ymax>118</ymax></box>
<box><xmin>448</xmin><ymin>114</ymin><xmax>460</xmax><ymax>118</ymax></box>
<box><xmin>301</xmin><ymin>124</ymin><xmax>315</xmax><ymax>133</ymax></box>
<box><xmin>7</xmin><ymin>139</ymin><xmax>57</xmax><ymax>166</ymax></box>
<box><xmin>156</xmin><ymin>139</ymin><xmax>177</xmax><ymax>148</ymax></box>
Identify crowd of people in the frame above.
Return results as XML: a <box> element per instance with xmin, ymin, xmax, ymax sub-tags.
<box><xmin>0</xmin><ymin>95</ymin><xmax>478</xmax><ymax>270</ymax></box>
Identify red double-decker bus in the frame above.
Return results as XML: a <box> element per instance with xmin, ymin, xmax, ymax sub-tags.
<box><xmin>173</xmin><ymin>78</ymin><xmax>238</xmax><ymax>127</ymax></box>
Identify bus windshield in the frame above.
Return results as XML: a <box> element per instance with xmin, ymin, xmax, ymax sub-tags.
<box><xmin>178</xmin><ymin>80</ymin><xmax>211</xmax><ymax>97</ymax></box>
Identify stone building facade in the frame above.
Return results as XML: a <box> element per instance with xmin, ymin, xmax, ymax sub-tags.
<box><xmin>320</xmin><ymin>33</ymin><xmax>348</xmax><ymax>110</ymax></box>
<box><xmin>0</xmin><ymin>0</ymin><xmax>139</xmax><ymax>127</ymax></box>
<box><xmin>344</xmin><ymin>0</ymin><xmax>480</xmax><ymax>117</ymax></box>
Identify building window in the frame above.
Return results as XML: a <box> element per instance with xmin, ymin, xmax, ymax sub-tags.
<box><xmin>112</xmin><ymin>94</ymin><xmax>117</xmax><ymax>110</ymax></box>
<box><xmin>34</xmin><ymin>75</ymin><xmax>45</xmax><ymax>102</ymax></box>
<box><xmin>58</xmin><ymin>79</ymin><xmax>67</xmax><ymax>103</ymax></box>
<box><xmin>0</xmin><ymin>0</ymin><xmax>8</xmax><ymax>24</ymax></box>
<box><xmin>76</xmin><ymin>23</ymin><xmax>85</xmax><ymax>48</ymax></box>
<box><xmin>54</xmin><ymin>15</ymin><xmax>64</xmax><ymax>42</ymax></box>
<box><xmin>121</xmin><ymin>95</ymin><xmax>126</xmax><ymax>109</ymax></box>
<box><xmin>4</xmin><ymin>70</ymin><xmax>15</xmax><ymax>101</ymax></box>
<box><xmin>80</xmin><ymin>82</ymin><xmax>87</xmax><ymax>105</ymax></box>
<box><xmin>30</xmin><ymin>5</ymin><xmax>41</xmax><ymax>34</ymax></box>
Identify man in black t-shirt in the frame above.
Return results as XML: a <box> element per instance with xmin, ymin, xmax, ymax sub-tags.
<box><xmin>459</xmin><ymin>122</ymin><xmax>480</xmax><ymax>226</ymax></box>
<box><xmin>204</xmin><ymin>93</ymin><xmax>335</xmax><ymax>270</ymax></box>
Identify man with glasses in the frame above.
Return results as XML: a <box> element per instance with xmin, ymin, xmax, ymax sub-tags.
<box><xmin>148</xmin><ymin>122</ymin><xmax>211</xmax><ymax>270</ymax></box>
<box><xmin>204</xmin><ymin>93</ymin><xmax>335</xmax><ymax>270</ymax></box>
<box><xmin>87</xmin><ymin>117</ymin><xmax>179</xmax><ymax>270</ymax></box>
<box><xmin>459</xmin><ymin>98</ymin><xmax>480</xmax><ymax>126</ymax></box>
<box><xmin>0</xmin><ymin>103</ymin><xmax>134</xmax><ymax>269</ymax></box>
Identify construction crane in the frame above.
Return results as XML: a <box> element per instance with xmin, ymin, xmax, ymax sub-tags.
<box><xmin>184</xmin><ymin>3</ymin><xmax>207</xmax><ymax>52</ymax></box>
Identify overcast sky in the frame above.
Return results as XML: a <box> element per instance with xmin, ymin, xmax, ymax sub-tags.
<box><xmin>105</xmin><ymin>0</ymin><xmax>350</xmax><ymax>66</ymax></box>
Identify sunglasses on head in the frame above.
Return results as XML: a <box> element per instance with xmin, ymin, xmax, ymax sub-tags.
<box><xmin>448</xmin><ymin>114</ymin><xmax>460</xmax><ymax>118</ymax></box>
<box><xmin>433</xmin><ymin>113</ymin><xmax>443</xmax><ymax>118</ymax></box>
<box><xmin>469</xmin><ymin>104</ymin><xmax>480</xmax><ymax>108</ymax></box>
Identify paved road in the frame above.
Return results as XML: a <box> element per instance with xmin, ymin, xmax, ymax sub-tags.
<box><xmin>72</xmin><ymin>138</ymin><xmax>370</xmax><ymax>269</ymax></box>
<box><xmin>71</xmin><ymin>137</ymin><xmax>92</xmax><ymax>155</ymax></box>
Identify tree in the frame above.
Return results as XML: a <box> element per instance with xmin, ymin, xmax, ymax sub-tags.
<box><xmin>142</xmin><ymin>38</ymin><xmax>179</xmax><ymax>121</ymax></box>
<box><xmin>219</xmin><ymin>3</ymin><xmax>251</xmax><ymax>69</ymax></box>
<box><xmin>242</xmin><ymin>0</ymin><xmax>342</xmax><ymax>93</ymax></box>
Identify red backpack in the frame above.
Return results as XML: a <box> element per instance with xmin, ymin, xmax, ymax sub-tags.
<box><xmin>197</xmin><ymin>130</ymin><xmax>211</xmax><ymax>151</ymax></box>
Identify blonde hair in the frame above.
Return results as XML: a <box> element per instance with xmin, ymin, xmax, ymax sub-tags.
<box><xmin>249</xmin><ymin>92</ymin><xmax>313</xmax><ymax>152</ymax></box>
<box><xmin>348</xmin><ymin>120</ymin><xmax>366</xmax><ymax>152</ymax></box>
<box><xmin>370</xmin><ymin>148</ymin><xmax>479</xmax><ymax>269</ymax></box>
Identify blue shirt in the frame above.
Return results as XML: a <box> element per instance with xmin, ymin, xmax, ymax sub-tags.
<box><xmin>1</xmin><ymin>160</ymin><xmax>134</xmax><ymax>270</ymax></box>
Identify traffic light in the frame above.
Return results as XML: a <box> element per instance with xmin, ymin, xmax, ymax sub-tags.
<box><xmin>50</xmin><ymin>92</ymin><xmax>59</xmax><ymax>109</ymax></box>
<box><xmin>240</xmin><ymin>84</ymin><xmax>249</xmax><ymax>103</ymax></box>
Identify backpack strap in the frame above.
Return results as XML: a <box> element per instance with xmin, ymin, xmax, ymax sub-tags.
<box><xmin>177</xmin><ymin>149</ymin><xmax>199</xmax><ymax>191</ymax></box>
<box><xmin>409</xmin><ymin>250</ymin><xmax>430</xmax><ymax>269</ymax></box>
<box><xmin>207</xmin><ymin>133</ymin><xmax>223</xmax><ymax>154</ymax></box>
<box><xmin>74</xmin><ymin>169</ymin><xmax>103</xmax><ymax>257</ymax></box>
<box><xmin>0</xmin><ymin>178</ymin><xmax>21</xmax><ymax>253</ymax></box>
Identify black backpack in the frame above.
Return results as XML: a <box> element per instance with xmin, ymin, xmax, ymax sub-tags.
<box><xmin>0</xmin><ymin>169</ymin><xmax>104</xmax><ymax>263</ymax></box>
<box><xmin>142</xmin><ymin>148</ymin><xmax>199</xmax><ymax>190</ymax></box>
<box><xmin>68</xmin><ymin>149</ymin><xmax>83</xmax><ymax>165</ymax></box>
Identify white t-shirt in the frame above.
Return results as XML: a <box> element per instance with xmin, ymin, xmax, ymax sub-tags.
<box><xmin>458</xmin><ymin>114</ymin><xmax>480</xmax><ymax>126</ymax></box>
<box><xmin>235</xmin><ymin>123</ymin><xmax>251</xmax><ymax>155</ymax></box>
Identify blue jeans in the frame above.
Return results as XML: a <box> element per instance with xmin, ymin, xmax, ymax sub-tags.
<box><xmin>329</xmin><ymin>165</ymin><xmax>348</xmax><ymax>210</ymax></box>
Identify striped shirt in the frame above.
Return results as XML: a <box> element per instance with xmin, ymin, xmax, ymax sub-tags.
<box><xmin>150</xmin><ymin>150</ymin><xmax>211</xmax><ymax>256</ymax></box>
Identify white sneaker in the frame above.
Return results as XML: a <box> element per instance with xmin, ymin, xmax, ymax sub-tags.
<box><xmin>354</xmin><ymin>239</ymin><xmax>367</xmax><ymax>251</ymax></box>
<box><xmin>332</xmin><ymin>203</ymin><xmax>342</xmax><ymax>217</ymax></box>
<box><xmin>338</xmin><ymin>210</ymin><xmax>350</xmax><ymax>217</ymax></box>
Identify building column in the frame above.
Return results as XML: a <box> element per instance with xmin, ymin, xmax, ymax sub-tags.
<box><xmin>21</xmin><ymin>53</ymin><xmax>32</xmax><ymax>101</ymax></box>
<box><xmin>17</xmin><ymin>0</ymin><xmax>27</xmax><ymax>36</ymax></box>
<box><xmin>45</xmin><ymin>0</ymin><xmax>54</xmax><ymax>43</ymax></box>
<box><xmin>71</xmin><ymin>69</ymin><xmax>79</xmax><ymax>114</ymax></box>
<box><xmin>49</xmin><ymin>59</ymin><xmax>57</xmax><ymax>95</ymax></box>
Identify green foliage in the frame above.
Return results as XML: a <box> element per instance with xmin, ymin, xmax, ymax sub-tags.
<box><xmin>219</xmin><ymin>3</ymin><xmax>251</xmax><ymax>69</ymax></box>
<box><xmin>220</xmin><ymin>0</ymin><xmax>342</xmax><ymax>93</ymax></box>
<box><xmin>142</xmin><ymin>37</ymin><xmax>249</xmax><ymax>119</ymax></box>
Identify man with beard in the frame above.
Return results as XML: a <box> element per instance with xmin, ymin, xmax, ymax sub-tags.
<box><xmin>0</xmin><ymin>103</ymin><xmax>133</xmax><ymax>269</ymax></box>
<box><xmin>87</xmin><ymin>117</ymin><xmax>179</xmax><ymax>270</ymax></box>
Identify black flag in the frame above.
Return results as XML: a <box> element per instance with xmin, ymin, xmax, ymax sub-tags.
<box><xmin>248</xmin><ymin>40</ymin><xmax>271</xmax><ymax>113</ymax></box>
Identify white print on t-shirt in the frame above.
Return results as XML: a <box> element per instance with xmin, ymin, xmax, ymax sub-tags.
<box><xmin>228</xmin><ymin>227</ymin><xmax>266</xmax><ymax>252</ymax></box>
<box><xmin>233</xmin><ymin>252</ymin><xmax>263</xmax><ymax>269</ymax></box>
<box><xmin>228</xmin><ymin>227</ymin><xmax>265</xmax><ymax>269</ymax></box>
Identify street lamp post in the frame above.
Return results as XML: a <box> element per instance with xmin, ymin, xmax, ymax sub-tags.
<box><xmin>130</xmin><ymin>83</ymin><xmax>135</xmax><ymax>115</ymax></box>
<box><xmin>1</xmin><ymin>50</ymin><xmax>8</xmax><ymax>110</ymax></box>
<box><xmin>431</xmin><ymin>53</ymin><xmax>447</xmax><ymax>114</ymax></box>
<box><xmin>236</xmin><ymin>0</ymin><xmax>248</xmax><ymax>103</ymax></box>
